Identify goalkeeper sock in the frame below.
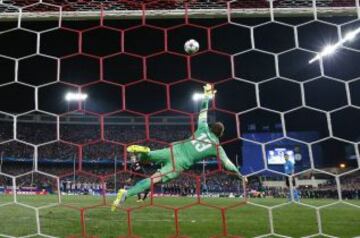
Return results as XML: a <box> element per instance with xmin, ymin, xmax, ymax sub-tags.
<box><xmin>127</xmin><ymin>178</ymin><xmax>151</xmax><ymax>197</ymax></box>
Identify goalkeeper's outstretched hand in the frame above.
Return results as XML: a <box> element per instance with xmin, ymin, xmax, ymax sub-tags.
<box><xmin>203</xmin><ymin>83</ymin><xmax>216</xmax><ymax>98</ymax></box>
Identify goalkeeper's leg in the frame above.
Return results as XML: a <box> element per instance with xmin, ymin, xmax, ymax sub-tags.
<box><xmin>112</xmin><ymin>173</ymin><xmax>161</xmax><ymax>210</ymax></box>
<box><xmin>111</xmin><ymin>163</ymin><xmax>181</xmax><ymax>211</ymax></box>
<box><xmin>111</xmin><ymin>177</ymin><xmax>153</xmax><ymax>211</ymax></box>
<box><xmin>127</xmin><ymin>145</ymin><xmax>171</xmax><ymax>164</ymax></box>
<box><xmin>127</xmin><ymin>163</ymin><xmax>180</xmax><ymax>197</ymax></box>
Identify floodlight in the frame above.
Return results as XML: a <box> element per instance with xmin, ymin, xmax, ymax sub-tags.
<box><xmin>65</xmin><ymin>92</ymin><xmax>88</xmax><ymax>102</ymax></box>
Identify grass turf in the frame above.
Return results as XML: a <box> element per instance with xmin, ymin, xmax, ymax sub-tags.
<box><xmin>0</xmin><ymin>195</ymin><xmax>359</xmax><ymax>238</ymax></box>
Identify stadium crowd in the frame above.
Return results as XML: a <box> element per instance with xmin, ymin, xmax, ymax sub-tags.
<box><xmin>0</xmin><ymin>123</ymin><xmax>359</xmax><ymax>200</ymax></box>
<box><xmin>1</xmin><ymin>164</ymin><xmax>360</xmax><ymax>200</ymax></box>
<box><xmin>0</xmin><ymin>124</ymin><xmax>192</xmax><ymax>168</ymax></box>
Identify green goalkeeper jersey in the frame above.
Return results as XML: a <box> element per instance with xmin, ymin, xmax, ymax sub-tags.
<box><xmin>170</xmin><ymin>96</ymin><xmax>239</xmax><ymax>174</ymax></box>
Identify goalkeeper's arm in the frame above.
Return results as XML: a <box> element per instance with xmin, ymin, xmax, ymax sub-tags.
<box><xmin>197</xmin><ymin>95</ymin><xmax>210</xmax><ymax>130</ymax></box>
<box><xmin>218</xmin><ymin>146</ymin><xmax>242</xmax><ymax>178</ymax></box>
<box><xmin>197</xmin><ymin>84</ymin><xmax>216</xmax><ymax>130</ymax></box>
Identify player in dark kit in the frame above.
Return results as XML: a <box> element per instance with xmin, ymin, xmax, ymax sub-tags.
<box><xmin>127</xmin><ymin>154</ymin><xmax>149</xmax><ymax>202</ymax></box>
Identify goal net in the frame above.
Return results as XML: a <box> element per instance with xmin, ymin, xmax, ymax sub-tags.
<box><xmin>0</xmin><ymin>0</ymin><xmax>359</xmax><ymax>237</ymax></box>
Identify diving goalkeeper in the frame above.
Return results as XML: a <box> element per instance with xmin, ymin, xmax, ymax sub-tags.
<box><xmin>112</xmin><ymin>84</ymin><xmax>242</xmax><ymax>210</ymax></box>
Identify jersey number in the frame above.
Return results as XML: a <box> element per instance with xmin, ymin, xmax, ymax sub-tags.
<box><xmin>191</xmin><ymin>133</ymin><xmax>212</xmax><ymax>152</ymax></box>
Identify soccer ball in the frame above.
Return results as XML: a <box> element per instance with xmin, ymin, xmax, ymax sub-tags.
<box><xmin>184</xmin><ymin>39</ymin><xmax>199</xmax><ymax>55</ymax></box>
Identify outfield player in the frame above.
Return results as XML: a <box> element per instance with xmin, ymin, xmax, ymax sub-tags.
<box><xmin>284</xmin><ymin>154</ymin><xmax>300</xmax><ymax>202</ymax></box>
<box><xmin>112</xmin><ymin>84</ymin><xmax>243</xmax><ymax>210</ymax></box>
<box><xmin>126</xmin><ymin>154</ymin><xmax>149</xmax><ymax>202</ymax></box>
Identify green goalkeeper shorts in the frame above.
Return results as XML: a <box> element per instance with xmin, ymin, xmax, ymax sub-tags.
<box><xmin>148</xmin><ymin>148</ymin><xmax>184</xmax><ymax>183</ymax></box>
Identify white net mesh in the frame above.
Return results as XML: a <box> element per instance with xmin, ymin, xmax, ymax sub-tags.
<box><xmin>0</xmin><ymin>0</ymin><xmax>360</xmax><ymax>237</ymax></box>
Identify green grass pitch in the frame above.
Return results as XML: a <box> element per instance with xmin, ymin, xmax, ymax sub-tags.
<box><xmin>0</xmin><ymin>195</ymin><xmax>359</xmax><ymax>238</ymax></box>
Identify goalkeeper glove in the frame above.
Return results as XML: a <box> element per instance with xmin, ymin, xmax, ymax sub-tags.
<box><xmin>203</xmin><ymin>83</ymin><xmax>216</xmax><ymax>98</ymax></box>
